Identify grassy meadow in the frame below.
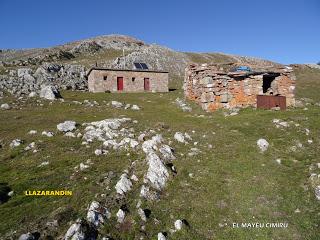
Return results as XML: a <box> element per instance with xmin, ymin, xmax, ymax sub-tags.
<box><xmin>0</xmin><ymin>68</ymin><xmax>319</xmax><ymax>239</ymax></box>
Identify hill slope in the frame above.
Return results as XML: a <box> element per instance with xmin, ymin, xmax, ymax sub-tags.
<box><xmin>0</xmin><ymin>34</ymin><xmax>281</xmax><ymax>77</ymax></box>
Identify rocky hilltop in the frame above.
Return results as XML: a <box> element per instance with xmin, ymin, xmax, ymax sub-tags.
<box><xmin>0</xmin><ymin>34</ymin><xmax>282</xmax><ymax>97</ymax></box>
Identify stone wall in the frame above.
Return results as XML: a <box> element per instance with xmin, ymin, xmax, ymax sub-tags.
<box><xmin>184</xmin><ymin>63</ymin><xmax>295</xmax><ymax>111</ymax></box>
<box><xmin>88</xmin><ymin>69</ymin><xmax>169</xmax><ymax>93</ymax></box>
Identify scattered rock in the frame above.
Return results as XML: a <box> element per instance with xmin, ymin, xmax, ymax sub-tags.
<box><xmin>273</xmin><ymin>119</ymin><xmax>289</xmax><ymax>128</ymax></box>
<box><xmin>57</xmin><ymin>121</ymin><xmax>77</xmax><ymax>132</ymax></box>
<box><xmin>38</xmin><ymin>161</ymin><xmax>49</xmax><ymax>167</ymax></box>
<box><xmin>174</xmin><ymin>132</ymin><xmax>186</xmax><ymax>143</ymax></box>
<box><xmin>140</xmin><ymin>185</ymin><xmax>159</xmax><ymax>201</ymax></box>
<box><xmin>80</xmin><ymin>163</ymin><xmax>90</xmax><ymax>171</ymax></box>
<box><xmin>115</xmin><ymin>173</ymin><xmax>132</xmax><ymax>195</ymax></box>
<box><xmin>174</xmin><ymin>219</ymin><xmax>183</xmax><ymax>230</ymax></box>
<box><xmin>65</xmin><ymin>132</ymin><xmax>76</xmax><ymax>138</ymax></box>
<box><xmin>94</xmin><ymin>149</ymin><xmax>103</xmax><ymax>156</ymax></box>
<box><xmin>28</xmin><ymin>130</ymin><xmax>37</xmax><ymax>135</ymax></box>
<box><xmin>0</xmin><ymin>103</ymin><xmax>10</xmax><ymax>110</ymax></box>
<box><xmin>82</xmin><ymin>118</ymin><xmax>131</xmax><ymax>143</ymax></box>
<box><xmin>111</xmin><ymin>101</ymin><xmax>123</xmax><ymax>108</ymax></box>
<box><xmin>116</xmin><ymin>209</ymin><xmax>125</xmax><ymax>223</ymax></box>
<box><xmin>175</xmin><ymin>98</ymin><xmax>192</xmax><ymax>112</ymax></box>
<box><xmin>42</xmin><ymin>131</ymin><xmax>54</xmax><ymax>137</ymax></box>
<box><xmin>24</xmin><ymin>142</ymin><xmax>36</xmax><ymax>151</ymax></box>
<box><xmin>138</xmin><ymin>208</ymin><xmax>147</xmax><ymax>222</ymax></box>
<box><xmin>159</xmin><ymin>145</ymin><xmax>175</xmax><ymax>161</ymax></box>
<box><xmin>87</xmin><ymin>201</ymin><xmax>110</xmax><ymax>227</ymax></box>
<box><xmin>257</xmin><ymin>138</ymin><xmax>269</xmax><ymax>152</ymax></box>
<box><xmin>18</xmin><ymin>232</ymin><xmax>40</xmax><ymax>240</ymax></box>
<box><xmin>157</xmin><ymin>232</ymin><xmax>167</xmax><ymax>240</ymax></box>
<box><xmin>188</xmin><ymin>147</ymin><xmax>200</xmax><ymax>156</ymax></box>
<box><xmin>130</xmin><ymin>174</ymin><xmax>139</xmax><ymax>182</ymax></box>
<box><xmin>131</xmin><ymin>104</ymin><xmax>140</xmax><ymax>110</ymax></box>
<box><xmin>145</xmin><ymin>152</ymin><xmax>169</xmax><ymax>190</ymax></box>
<box><xmin>10</xmin><ymin>139</ymin><xmax>22</xmax><ymax>148</ymax></box>
<box><xmin>64</xmin><ymin>218</ymin><xmax>98</xmax><ymax>240</ymax></box>
<box><xmin>39</xmin><ymin>85</ymin><xmax>61</xmax><ymax>100</ymax></box>
<box><xmin>315</xmin><ymin>186</ymin><xmax>320</xmax><ymax>200</ymax></box>
<box><xmin>275</xmin><ymin>159</ymin><xmax>282</xmax><ymax>164</ymax></box>
<box><xmin>28</xmin><ymin>92</ymin><xmax>37</xmax><ymax>98</ymax></box>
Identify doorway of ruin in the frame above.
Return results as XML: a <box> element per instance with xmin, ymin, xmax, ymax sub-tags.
<box><xmin>262</xmin><ymin>73</ymin><xmax>279</xmax><ymax>94</ymax></box>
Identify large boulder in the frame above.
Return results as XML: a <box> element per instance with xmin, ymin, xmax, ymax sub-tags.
<box><xmin>39</xmin><ymin>85</ymin><xmax>61</xmax><ymax>100</ymax></box>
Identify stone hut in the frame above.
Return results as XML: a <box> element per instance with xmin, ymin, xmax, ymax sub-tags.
<box><xmin>87</xmin><ymin>64</ymin><xmax>168</xmax><ymax>93</ymax></box>
<box><xmin>184</xmin><ymin>63</ymin><xmax>295</xmax><ymax>111</ymax></box>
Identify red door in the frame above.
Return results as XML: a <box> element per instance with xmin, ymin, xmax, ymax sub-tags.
<box><xmin>117</xmin><ymin>77</ymin><xmax>123</xmax><ymax>91</ymax></box>
<box><xmin>144</xmin><ymin>78</ymin><xmax>150</xmax><ymax>91</ymax></box>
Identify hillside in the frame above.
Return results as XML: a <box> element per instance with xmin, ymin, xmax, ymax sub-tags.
<box><xmin>1</xmin><ymin>35</ymin><xmax>320</xmax><ymax>240</ymax></box>
<box><xmin>0</xmin><ymin>34</ymin><xmax>281</xmax><ymax>78</ymax></box>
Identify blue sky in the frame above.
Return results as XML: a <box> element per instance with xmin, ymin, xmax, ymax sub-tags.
<box><xmin>0</xmin><ymin>0</ymin><xmax>319</xmax><ymax>64</ymax></box>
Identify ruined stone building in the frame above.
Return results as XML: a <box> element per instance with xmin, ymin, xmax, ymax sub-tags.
<box><xmin>184</xmin><ymin>63</ymin><xmax>295</xmax><ymax>111</ymax></box>
<box><xmin>87</xmin><ymin>63</ymin><xmax>168</xmax><ymax>93</ymax></box>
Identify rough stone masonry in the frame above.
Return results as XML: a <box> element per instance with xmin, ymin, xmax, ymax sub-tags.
<box><xmin>184</xmin><ymin>62</ymin><xmax>295</xmax><ymax>111</ymax></box>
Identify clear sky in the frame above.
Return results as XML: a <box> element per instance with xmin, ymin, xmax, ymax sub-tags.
<box><xmin>0</xmin><ymin>0</ymin><xmax>319</xmax><ymax>64</ymax></box>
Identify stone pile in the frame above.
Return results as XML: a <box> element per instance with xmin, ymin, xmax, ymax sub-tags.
<box><xmin>0</xmin><ymin>63</ymin><xmax>87</xmax><ymax>97</ymax></box>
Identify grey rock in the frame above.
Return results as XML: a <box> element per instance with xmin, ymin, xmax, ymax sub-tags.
<box><xmin>42</xmin><ymin>131</ymin><xmax>54</xmax><ymax>137</ymax></box>
<box><xmin>115</xmin><ymin>173</ymin><xmax>132</xmax><ymax>195</ymax></box>
<box><xmin>175</xmin><ymin>98</ymin><xmax>192</xmax><ymax>112</ymax></box>
<box><xmin>116</xmin><ymin>209</ymin><xmax>125</xmax><ymax>223</ymax></box>
<box><xmin>10</xmin><ymin>139</ymin><xmax>22</xmax><ymax>148</ymax></box>
<box><xmin>64</xmin><ymin>218</ymin><xmax>98</xmax><ymax>240</ymax></box>
<box><xmin>39</xmin><ymin>85</ymin><xmax>61</xmax><ymax>100</ymax></box>
<box><xmin>157</xmin><ymin>232</ymin><xmax>167</xmax><ymax>240</ymax></box>
<box><xmin>111</xmin><ymin>101</ymin><xmax>123</xmax><ymax>108</ymax></box>
<box><xmin>174</xmin><ymin>132</ymin><xmax>186</xmax><ymax>143</ymax></box>
<box><xmin>140</xmin><ymin>185</ymin><xmax>159</xmax><ymax>201</ymax></box>
<box><xmin>57</xmin><ymin>121</ymin><xmax>77</xmax><ymax>132</ymax></box>
<box><xmin>28</xmin><ymin>92</ymin><xmax>37</xmax><ymax>98</ymax></box>
<box><xmin>18</xmin><ymin>233</ymin><xmax>36</xmax><ymax>240</ymax></box>
<box><xmin>257</xmin><ymin>138</ymin><xmax>269</xmax><ymax>152</ymax></box>
<box><xmin>131</xmin><ymin>104</ymin><xmax>140</xmax><ymax>110</ymax></box>
<box><xmin>174</xmin><ymin>219</ymin><xmax>183</xmax><ymax>230</ymax></box>
<box><xmin>0</xmin><ymin>103</ymin><xmax>10</xmax><ymax>110</ymax></box>
<box><xmin>315</xmin><ymin>186</ymin><xmax>320</xmax><ymax>200</ymax></box>
<box><xmin>159</xmin><ymin>144</ymin><xmax>175</xmax><ymax>161</ymax></box>
<box><xmin>145</xmin><ymin>152</ymin><xmax>169</xmax><ymax>190</ymax></box>
<box><xmin>87</xmin><ymin>201</ymin><xmax>110</xmax><ymax>227</ymax></box>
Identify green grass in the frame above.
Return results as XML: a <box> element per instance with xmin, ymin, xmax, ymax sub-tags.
<box><xmin>184</xmin><ymin>52</ymin><xmax>234</xmax><ymax>65</ymax></box>
<box><xmin>294</xmin><ymin>67</ymin><xmax>320</xmax><ymax>102</ymax></box>
<box><xmin>0</xmin><ymin>69</ymin><xmax>320</xmax><ymax>239</ymax></box>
